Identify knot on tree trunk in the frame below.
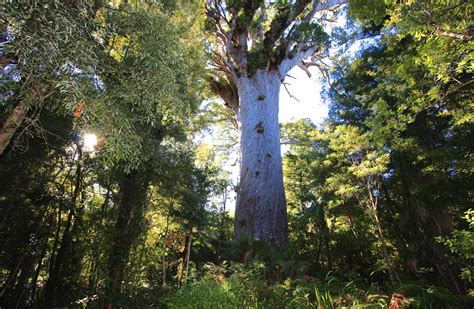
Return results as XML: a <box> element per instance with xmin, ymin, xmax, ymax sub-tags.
<box><xmin>255</xmin><ymin>121</ymin><xmax>264</xmax><ymax>134</ymax></box>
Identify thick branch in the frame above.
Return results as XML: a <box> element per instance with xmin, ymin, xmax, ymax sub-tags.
<box><xmin>415</xmin><ymin>0</ymin><xmax>472</xmax><ymax>41</ymax></box>
<box><xmin>208</xmin><ymin>77</ymin><xmax>239</xmax><ymax>114</ymax></box>
<box><xmin>313</xmin><ymin>0</ymin><xmax>347</xmax><ymax>13</ymax></box>
<box><xmin>279</xmin><ymin>0</ymin><xmax>348</xmax><ymax>78</ymax></box>
<box><xmin>0</xmin><ymin>101</ymin><xmax>29</xmax><ymax>155</ymax></box>
<box><xmin>435</xmin><ymin>29</ymin><xmax>473</xmax><ymax>40</ymax></box>
<box><xmin>279</xmin><ymin>45</ymin><xmax>316</xmax><ymax>79</ymax></box>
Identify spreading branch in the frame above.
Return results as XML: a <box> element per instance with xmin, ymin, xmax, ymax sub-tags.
<box><xmin>279</xmin><ymin>0</ymin><xmax>348</xmax><ymax>79</ymax></box>
<box><xmin>205</xmin><ymin>0</ymin><xmax>349</xmax><ymax>113</ymax></box>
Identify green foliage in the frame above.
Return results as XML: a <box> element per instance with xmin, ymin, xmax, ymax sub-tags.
<box><xmin>168</xmin><ymin>262</ymin><xmax>391</xmax><ymax>308</ymax></box>
<box><xmin>291</xmin><ymin>22</ymin><xmax>329</xmax><ymax>51</ymax></box>
<box><xmin>169</xmin><ymin>262</ymin><xmax>263</xmax><ymax>308</ymax></box>
<box><xmin>282</xmin><ymin>119</ymin><xmax>397</xmax><ymax>279</ymax></box>
<box><xmin>170</xmin><ymin>280</ymin><xmax>244</xmax><ymax>308</ymax></box>
<box><xmin>247</xmin><ymin>42</ymin><xmax>268</xmax><ymax>75</ymax></box>
<box><xmin>0</xmin><ymin>1</ymin><xmax>213</xmax><ymax>308</ymax></box>
<box><xmin>351</xmin><ymin>0</ymin><xmax>473</xmax><ymax>82</ymax></box>
<box><xmin>325</xmin><ymin>0</ymin><xmax>472</xmax><ymax>292</ymax></box>
<box><xmin>436</xmin><ymin>210</ymin><xmax>474</xmax><ymax>282</ymax></box>
<box><xmin>348</xmin><ymin>0</ymin><xmax>388</xmax><ymax>24</ymax></box>
<box><xmin>280</xmin><ymin>1</ymin><xmax>472</xmax><ymax>296</ymax></box>
<box><xmin>394</xmin><ymin>282</ymin><xmax>470</xmax><ymax>308</ymax></box>
<box><xmin>1</xmin><ymin>0</ymin><xmax>99</xmax><ymax>132</ymax></box>
<box><xmin>88</xmin><ymin>6</ymin><xmax>202</xmax><ymax>172</ymax></box>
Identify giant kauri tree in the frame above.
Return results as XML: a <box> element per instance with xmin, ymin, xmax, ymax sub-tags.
<box><xmin>205</xmin><ymin>0</ymin><xmax>347</xmax><ymax>247</ymax></box>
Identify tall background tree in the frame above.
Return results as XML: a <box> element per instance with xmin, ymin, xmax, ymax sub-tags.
<box><xmin>1</xmin><ymin>1</ymin><xmax>212</xmax><ymax>307</ymax></box>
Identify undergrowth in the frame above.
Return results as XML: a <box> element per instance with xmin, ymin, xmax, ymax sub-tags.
<box><xmin>167</xmin><ymin>262</ymin><xmax>390</xmax><ymax>308</ymax></box>
<box><xmin>166</xmin><ymin>263</ymin><xmax>473</xmax><ymax>308</ymax></box>
<box><xmin>166</xmin><ymin>239</ymin><xmax>472</xmax><ymax>308</ymax></box>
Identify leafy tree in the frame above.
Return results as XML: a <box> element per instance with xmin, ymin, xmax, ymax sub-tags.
<box><xmin>282</xmin><ymin>119</ymin><xmax>333</xmax><ymax>270</ymax></box>
<box><xmin>324</xmin><ymin>124</ymin><xmax>399</xmax><ymax>283</ymax></box>
<box><xmin>1</xmin><ymin>1</ymin><xmax>210</xmax><ymax>307</ymax></box>
<box><xmin>83</xmin><ymin>4</ymin><xmax>205</xmax><ymax>307</ymax></box>
<box><xmin>0</xmin><ymin>0</ymin><xmax>101</xmax><ymax>155</ymax></box>
<box><xmin>0</xmin><ymin>112</ymin><xmax>75</xmax><ymax>308</ymax></box>
<box><xmin>436</xmin><ymin>210</ymin><xmax>474</xmax><ymax>285</ymax></box>
<box><xmin>328</xmin><ymin>0</ymin><xmax>473</xmax><ymax>294</ymax></box>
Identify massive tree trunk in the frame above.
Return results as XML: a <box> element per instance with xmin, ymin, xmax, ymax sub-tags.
<box><xmin>235</xmin><ymin>70</ymin><xmax>288</xmax><ymax>248</ymax></box>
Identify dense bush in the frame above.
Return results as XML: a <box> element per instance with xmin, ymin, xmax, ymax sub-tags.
<box><xmin>167</xmin><ymin>257</ymin><xmax>474</xmax><ymax>308</ymax></box>
<box><xmin>167</xmin><ymin>261</ymin><xmax>389</xmax><ymax>308</ymax></box>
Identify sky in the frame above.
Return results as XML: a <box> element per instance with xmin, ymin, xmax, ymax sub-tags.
<box><xmin>279</xmin><ymin>66</ymin><xmax>328</xmax><ymax>125</ymax></box>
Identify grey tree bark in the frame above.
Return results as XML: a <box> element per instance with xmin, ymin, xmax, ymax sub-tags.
<box><xmin>234</xmin><ymin>70</ymin><xmax>288</xmax><ymax>247</ymax></box>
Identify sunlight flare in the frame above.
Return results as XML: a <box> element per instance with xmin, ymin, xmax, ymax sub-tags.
<box><xmin>83</xmin><ymin>133</ymin><xmax>98</xmax><ymax>152</ymax></box>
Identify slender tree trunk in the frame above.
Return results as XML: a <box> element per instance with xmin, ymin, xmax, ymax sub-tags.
<box><xmin>1</xmin><ymin>204</ymin><xmax>50</xmax><ymax>307</ymax></box>
<box><xmin>324</xmin><ymin>225</ymin><xmax>333</xmax><ymax>270</ymax></box>
<box><xmin>0</xmin><ymin>256</ymin><xmax>24</xmax><ymax>302</ymax></box>
<box><xmin>235</xmin><ymin>70</ymin><xmax>288</xmax><ymax>248</ymax></box>
<box><xmin>184</xmin><ymin>234</ymin><xmax>192</xmax><ymax>286</ymax></box>
<box><xmin>46</xmin><ymin>204</ymin><xmax>63</xmax><ymax>281</ymax></box>
<box><xmin>42</xmin><ymin>209</ymin><xmax>74</xmax><ymax>306</ymax></box>
<box><xmin>0</xmin><ymin>101</ymin><xmax>28</xmax><ymax>156</ymax></box>
<box><xmin>105</xmin><ymin>172</ymin><xmax>148</xmax><ymax>309</ymax></box>
<box><xmin>31</xmin><ymin>237</ymin><xmax>49</xmax><ymax>302</ymax></box>
<box><xmin>162</xmin><ymin>203</ymin><xmax>172</xmax><ymax>288</ymax></box>
<box><xmin>178</xmin><ymin>234</ymin><xmax>192</xmax><ymax>285</ymax></box>
<box><xmin>398</xmin><ymin>158</ymin><xmax>419</xmax><ymax>275</ymax></box>
<box><xmin>12</xmin><ymin>254</ymin><xmax>35</xmax><ymax>309</ymax></box>
<box><xmin>368</xmin><ymin>198</ymin><xmax>399</xmax><ymax>285</ymax></box>
<box><xmin>347</xmin><ymin>214</ymin><xmax>359</xmax><ymax>238</ymax></box>
<box><xmin>318</xmin><ymin>204</ymin><xmax>332</xmax><ymax>269</ymax></box>
<box><xmin>0</xmin><ymin>253</ymin><xmax>30</xmax><ymax>308</ymax></box>
<box><xmin>315</xmin><ymin>232</ymin><xmax>322</xmax><ymax>268</ymax></box>
<box><xmin>42</xmin><ymin>145</ymin><xmax>83</xmax><ymax>307</ymax></box>
<box><xmin>217</xmin><ymin>189</ymin><xmax>227</xmax><ymax>262</ymax></box>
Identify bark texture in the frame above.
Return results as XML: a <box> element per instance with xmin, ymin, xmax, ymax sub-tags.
<box><xmin>0</xmin><ymin>102</ymin><xmax>28</xmax><ymax>156</ymax></box>
<box><xmin>235</xmin><ymin>70</ymin><xmax>288</xmax><ymax>248</ymax></box>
